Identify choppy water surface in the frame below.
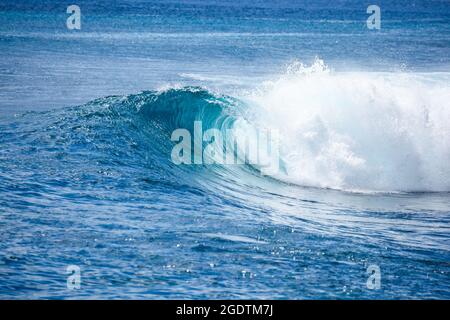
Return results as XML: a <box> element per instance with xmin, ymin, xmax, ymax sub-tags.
<box><xmin>0</xmin><ymin>0</ymin><xmax>449</xmax><ymax>299</ymax></box>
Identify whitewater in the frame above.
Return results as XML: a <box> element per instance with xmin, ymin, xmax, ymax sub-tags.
<box><xmin>239</xmin><ymin>60</ymin><xmax>450</xmax><ymax>192</ymax></box>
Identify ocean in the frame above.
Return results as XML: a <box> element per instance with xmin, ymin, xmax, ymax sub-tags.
<box><xmin>0</xmin><ymin>0</ymin><xmax>449</xmax><ymax>299</ymax></box>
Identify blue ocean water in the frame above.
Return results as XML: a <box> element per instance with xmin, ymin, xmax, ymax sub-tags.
<box><xmin>0</xmin><ymin>0</ymin><xmax>449</xmax><ymax>299</ymax></box>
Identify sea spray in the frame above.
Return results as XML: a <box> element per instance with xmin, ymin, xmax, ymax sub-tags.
<box><xmin>241</xmin><ymin>59</ymin><xmax>450</xmax><ymax>192</ymax></box>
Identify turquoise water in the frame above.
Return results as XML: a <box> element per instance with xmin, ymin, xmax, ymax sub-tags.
<box><xmin>0</xmin><ymin>0</ymin><xmax>449</xmax><ymax>299</ymax></box>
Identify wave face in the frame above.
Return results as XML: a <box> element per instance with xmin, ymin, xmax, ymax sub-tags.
<box><xmin>86</xmin><ymin>63</ymin><xmax>450</xmax><ymax>194</ymax></box>
<box><xmin>243</xmin><ymin>60</ymin><xmax>450</xmax><ymax>192</ymax></box>
<box><xmin>1</xmin><ymin>67</ymin><xmax>450</xmax><ymax>300</ymax></box>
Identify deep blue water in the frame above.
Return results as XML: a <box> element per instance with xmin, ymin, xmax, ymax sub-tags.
<box><xmin>0</xmin><ymin>0</ymin><xmax>449</xmax><ymax>299</ymax></box>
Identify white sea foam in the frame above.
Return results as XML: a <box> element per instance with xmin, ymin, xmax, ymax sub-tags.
<box><xmin>241</xmin><ymin>59</ymin><xmax>450</xmax><ymax>192</ymax></box>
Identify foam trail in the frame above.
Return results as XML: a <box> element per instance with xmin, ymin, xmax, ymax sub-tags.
<box><xmin>242</xmin><ymin>59</ymin><xmax>450</xmax><ymax>192</ymax></box>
